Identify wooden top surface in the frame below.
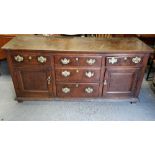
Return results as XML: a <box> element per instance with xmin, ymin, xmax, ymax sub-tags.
<box><xmin>2</xmin><ymin>35</ymin><xmax>153</xmax><ymax>53</ymax></box>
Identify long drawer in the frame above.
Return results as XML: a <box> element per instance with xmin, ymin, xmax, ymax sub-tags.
<box><xmin>55</xmin><ymin>68</ymin><xmax>101</xmax><ymax>82</ymax></box>
<box><xmin>56</xmin><ymin>83</ymin><xmax>100</xmax><ymax>97</ymax></box>
<box><xmin>54</xmin><ymin>55</ymin><xmax>102</xmax><ymax>67</ymax></box>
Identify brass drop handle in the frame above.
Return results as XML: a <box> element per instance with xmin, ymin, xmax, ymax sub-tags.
<box><xmin>85</xmin><ymin>87</ymin><xmax>94</xmax><ymax>93</ymax></box>
<box><xmin>62</xmin><ymin>87</ymin><xmax>70</xmax><ymax>94</ymax></box>
<box><xmin>37</xmin><ymin>56</ymin><xmax>47</xmax><ymax>63</ymax></box>
<box><xmin>61</xmin><ymin>70</ymin><xmax>71</xmax><ymax>77</ymax></box>
<box><xmin>47</xmin><ymin>76</ymin><xmax>51</xmax><ymax>85</ymax></box>
<box><xmin>132</xmin><ymin>57</ymin><xmax>141</xmax><ymax>64</ymax></box>
<box><xmin>85</xmin><ymin>71</ymin><xmax>94</xmax><ymax>78</ymax></box>
<box><xmin>14</xmin><ymin>55</ymin><xmax>24</xmax><ymax>62</ymax></box>
<box><xmin>108</xmin><ymin>57</ymin><xmax>118</xmax><ymax>64</ymax></box>
<box><xmin>86</xmin><ymin>58</ymin><xmax>96</xmax><ymax>65</ymax></box>
<box><xmin>61</xmin><ymin>58</ymin><xmax>70</xmax><ymax>65</ymax></box>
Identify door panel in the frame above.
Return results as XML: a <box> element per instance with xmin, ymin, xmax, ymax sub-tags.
<box><xmin>22</xmin><ymin>71</ymin><xmax>48</xmax><ymax>91</ymax></box>
<box><xmin>14</xmin><ymin>67</ymin><xmax>53</xmax><ymax>98</ymax></box>
<box><xmin>103</xmin><ymin>68</ymin><xmax>141</xmax><ymax>98</ymax></box>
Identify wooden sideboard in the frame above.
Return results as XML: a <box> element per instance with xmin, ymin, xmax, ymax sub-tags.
<box><xmin>2</xmin><ymin>36</ymin><xmax>153</xmax><ymax>103</ymax></box>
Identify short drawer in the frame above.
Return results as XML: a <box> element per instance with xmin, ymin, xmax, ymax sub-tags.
<box><xmin>10</xmin><ymin>51</ymin><xmax>51</xmax><ymax>66</ymax></box>
<box><xmin>55</xmin><ymin>55</ymin><xmax>102</xmax><ymax>67</ymax></box>
<box><xmin>56</xmin><ymin>83</ymin><xmax>100</xmax><ymax>97</ymax></box>
<box><xmin>55</xmin><ymin>68</ymin><xmax>101</xmax><ymax>82</ymax></box>
<box><xmin>106</xmin><ymin>55</ymin><xmax>143</xmax><ymax>66</ymax></box>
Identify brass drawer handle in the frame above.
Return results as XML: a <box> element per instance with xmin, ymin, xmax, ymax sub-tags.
<box><xmin>14</xmin><ymin>55</ymin><xmax>24</xmax><ymax>62</ymax></box>
<box><xmin>86</xmin><ymin>58</ymin><xmax>96</xmax><ymax>65</ymax></box>
<box><xmin>37</xmin><ymin>56</ymin><xmax>47</xmax><ymax>63</ymax></box>
<box><xmin>61</xmin><ymin>70</ymin><xmax>71</xmax><ymax>77</ymax></box>
<box><xmin>62</xmin><ymin>87</ymin><xmax>70</xmax><ymax>94</ymax></box>
<box><xmin>85</xmin><ymin>71</ymin><xmax>94</xmax><ymax>78</ymax></box>
<box><xmin>108</xmin><ymin>57</ymin><xmax>118</xmax><ymax>64</ymax></box>
<box><xmin>132</xmin><ymin>57</ymin><xmax>141</xmax><ymax>64</ymax></box>
<box><xmin>61</xmin><ymin>58</ymin><xmax>70</xmax><ymax>65</ymax></box>
<box><xmin>85</xmin><ymin>87</ymin><xmax>94</xmax><ymax>93</ymax></box>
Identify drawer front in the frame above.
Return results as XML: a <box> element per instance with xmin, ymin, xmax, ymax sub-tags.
<box><xmin>55</xmin><ymin>55</ymin><xmax>102</xmax><ymax>67</ymax></box>
<box><xmin>78</xmin><ymin>56</ymin><xmax>102</xmax><ymax>67</ymax></box>
<box><xmin>55</xmin><ymin>55</ymin><xmax>78</xmax><ymax>66</ymax></box>
<box><xmin>55</xmin><ymin>68</ymin><xmax>101</xmax><ymax>82</ymax></box>
<box><xmin>56</xmin><ymin>83</ymin><xmax>99</xmax><ymax>97</ymax></box>
<box><xmin>10</xmin><ymin>51</ymin><xmax>51</xmax><ymax>66</ymax></box>
<box><xmin>106</xmin><ymin>55</ymin><xmax>143</xmax><ymax>66</ymax></box>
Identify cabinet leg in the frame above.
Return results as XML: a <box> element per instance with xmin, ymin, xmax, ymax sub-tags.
<box><xmin>130</xmin><ymin>101</ymin><xmax>137</xmax><ymax>104</ymax></box>
<box><xmin>146</xmin><ymin>59</ymin><xmax>153</xmax><ymax>81</ymax></box>
<box><xmin>17</xmin><ymin>100</ymin><xmax>23</xmax><ymax>103</ymax></box>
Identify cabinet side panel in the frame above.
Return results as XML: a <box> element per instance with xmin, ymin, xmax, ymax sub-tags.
<box><xmin>5</xmin><ymin>51</ymin><xmax>21</xmax><ymax>97</ymax></box>
<box><xmin>135</xmin><ymin>54</ymin><xmax>150</xmax><ymax>97</ymax></box>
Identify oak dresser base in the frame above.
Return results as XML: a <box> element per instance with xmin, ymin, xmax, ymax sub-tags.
<box><xmin>2</xmin><ymin>36</ymin><xmax>153</xmax><ymax>103</ymax></box>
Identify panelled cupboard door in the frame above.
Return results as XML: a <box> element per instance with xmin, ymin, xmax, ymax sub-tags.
<box><xmin>103</xmin><ymin>68</ymin><xmax>141</xmax><ymax>98</ymax></box>
<box><xmin>13</xmin><ymin>67</ymin><xmax>53</xmax><ymax>98</ymax></box>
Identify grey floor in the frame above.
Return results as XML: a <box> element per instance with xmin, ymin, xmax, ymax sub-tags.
<box><xmin>0</xmin><ymin>60</ymin><xmax>155</xmax><ymax>121</ymax></box>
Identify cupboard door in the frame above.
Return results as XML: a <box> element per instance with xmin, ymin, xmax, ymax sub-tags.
<box><xmin>103</xmin><ymin>68</ymin><xmax>141</xmax><ymax>98</ymax></box>
<box><xmin>14</xmin><ymin>67</ymin><xmax>53</xmax><ymax>98</ymax></box>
